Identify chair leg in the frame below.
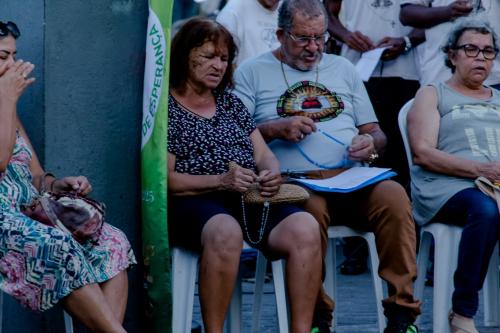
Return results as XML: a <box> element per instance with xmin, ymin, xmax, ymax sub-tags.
<box><xmin>272</xmin><ymin>260</ymin><xmax>289</xmax><ymax>333</ymax></box>
<box><xmin>483</xmin><ymin>242</ymin><xmax>500</xmax><ymax>327</ymax></box>
<box><xmin>363</xmin><ymin>233</ymin><xmax>386</xmax><ymax>333</ymax></box>
<box><xmin>432</xmin><ymin>227</ymin><xmax>460</xmax><ymax>333</ymax></box>
<box><xmin>323</xmin><ymin>238</ymin><xmax>336</xmax><ymax>331</ymax></box>
<box><xmin>63</xmin><ymin>311</ymin><xmax>74</xmax><ymax>333</ymax></box>
<box><xmin>414</xmin><ymin>231</ymin><xmax>432</xmax><ymax>326</ymax></box>
<box><xmin>225</xmin><ymin>268</ymin><xmax>242</xmax><ymax>333</ymax></box>
<box><xmin>172</xmin><ymin>248</ymin><xmax>198</xmax><ymax>333</ymax></box>
<box><xmin>0</xmin><ymin>292</ymin><xmax>3</xmax><ymax>333</ymax></box>
<box><xmin>251</xmin><ymin>252</ymin><xmax>268</xmax><ymax>333</ymax></box>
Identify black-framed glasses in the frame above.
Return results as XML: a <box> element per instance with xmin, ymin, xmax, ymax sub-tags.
<box><xmin>0</xmin><ymin>21</ymin><xmax>20</xmax><ymax>39</ymax></box>
<box><xmin>454</xmin><ymin>44</ymin><xmax>498</xmax><ymax>60</ymax></box>
<box><xmin>286</xmin><ymin>31</ymin><xmax>328</xmax><ymax>47</ymax></box>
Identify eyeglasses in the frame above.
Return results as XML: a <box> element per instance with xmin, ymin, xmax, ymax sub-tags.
<box><xmin>286</xmin><ymin>31</ymin><xmax>328</xmax><ymax>47</ymax></box>
<box><xmin>454</xmin><ymin>44</ymin><xmax>498</xmax><ymax>60</ymax></box>
<box><xmin>0</xmin><ymin>21</ymin><xmax>20</xmax><ymax>39</ymax></box>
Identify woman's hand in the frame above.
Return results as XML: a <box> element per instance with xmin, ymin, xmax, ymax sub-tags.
<box><xmin>0</xmin><ymin>60</ymin><xmax>35</xmax><ymax>104</ymax></box>
<box><xmin>477</xmin><ymin>162</ymin><xmax>500</xmax><ymax>184</ymax></box>
<box><xmin>52</xmin><ymin>176</ymin><xmax>92</xmax><ymax>196</ymax></box>
<box><xmin>257</xmin><ymin>169</ymin><xmax>281</xmax><ymax>197</ymax></box>
<box><xmin>219</xmin><ymin>164</ymin><xmax>257</xmax><ymax>193</ymax></box>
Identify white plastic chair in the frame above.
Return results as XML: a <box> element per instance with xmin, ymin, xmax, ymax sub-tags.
<box><xmin>398</xmin><ymin>99</ymin><xmax>500</xmax><ymax>332</ymax></box>
<box><xmin>0</xmin><ymin>292</ymin><xmax>73</xmax><ymax>333</ymax></box>
<box><xmin>252</xmin><ymin>225</ymin><xmax>386</xmax><ymax>333</ymax></box>
<box><xmin>171</xmin><ymin>246</ymin><xmax>286</xmax><ymax>333</ymax></box>
<box><xmin>324</xmin><ymin>226</ymin><xmax>386</xmax><ymax>333</ymax></box>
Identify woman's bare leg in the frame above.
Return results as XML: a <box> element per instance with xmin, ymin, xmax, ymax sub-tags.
<box><xmin>61</xmin><ymin>283</ymin><xmax>126</xmax><ymax>333</ymax></box>
<box><xmin>100</xmin><ymin>271</ymin><xmax>129</xmax><ymax>322</ymax></box>
<box><xmin>267</xmin><ymin>212</ymin><xmax>322</xmax><ymax>333</ymax></box>
<box><xmin>199</xmin><ymin>214</ymin><xmax>243</xmax><ymax>333</ymax></box>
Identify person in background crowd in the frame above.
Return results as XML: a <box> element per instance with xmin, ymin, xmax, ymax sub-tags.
<box><xmin>0</xmin><ymin>21</ymin><xmax>136</xmax><ymax>333</ymax></box>
<box><xmin>408</xmin><ymin>17</ymin><xmax>500</xmax><ymax>333</ymax></box>
<box><xmin>217</xmin><ymin>0</ymin><xmax>281</xmax><ymax>66</ymax></box>
<box><xmin>234</xmin><ymin>1</ymin><xmax>422</xmax><ymax>332</ymax></box>
<box><xmin>324</xmin><ymin>0</ymin><xmax>425</xmax><ymax>278</ymax></box>
<box><xmin>168</xmin><ymin>17</ymin><xmax>321</xmax><ymax>333</ymax></box>
<box><xmin>400</xmin><ymin>0</ymin><xmax>500</xmax><ymax>90</ymax></box>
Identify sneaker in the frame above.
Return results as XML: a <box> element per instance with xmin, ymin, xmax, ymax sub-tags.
<box><xmin>449</xmin><ymin>311</ymin><xmax>478</xmax><ymax>333</ymax></box>
<box><xmin>384</xmin><ymin>322</ymin><xmax>418</xmax><ymax>333</ymax></box>
<box><xmin>310</xmin><ymin>322</ymin><xmax>331</xmax><ymax>333</ymax></box>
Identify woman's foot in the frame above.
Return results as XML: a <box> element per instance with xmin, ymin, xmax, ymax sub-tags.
<box><xmin>449</xmin><ymin>311</ymin><xmax>478</xmax><ymax>333</ymax></box>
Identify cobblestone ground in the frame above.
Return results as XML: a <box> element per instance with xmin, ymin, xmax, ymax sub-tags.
<box><xmin>192</xmin><ymin>245</ymin><xmax>500</xmax><ymax>333</ymax></box>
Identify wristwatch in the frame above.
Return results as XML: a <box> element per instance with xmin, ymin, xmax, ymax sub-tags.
<box><xmin>403</xmin><ymin>36</ymin><xmax>412</xmax><ymax>53</ymax></box>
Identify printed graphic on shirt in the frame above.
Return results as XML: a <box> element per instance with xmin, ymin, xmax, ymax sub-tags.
<box><xmin>451</xmin><ymin>103</ymin><xmax>500</xmax><ymax>158</ymax></box>
<box><xmin>258</xmin><ymin>21</ymin><xmax>278</xmax><ymax>49</ymax></box>
<box><xmin>371</xmin><ymin>0</ymin><xmax>393</xmax><ymax>7</ymax></box>
<box><xmin>277</xmin><ymin>81</ymin><xmax>344</xmax><ymax>122</ymax></box>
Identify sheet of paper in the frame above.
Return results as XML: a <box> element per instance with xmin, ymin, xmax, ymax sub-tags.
<box><xmin>355</xmin><ymin>47</ymin><xmax>388</xmax><ymax>82</ymax></box>
<box><xmin>292</xmin><ymin>167</ymin><xmax>396</xmax><ymax>193</ymax></box>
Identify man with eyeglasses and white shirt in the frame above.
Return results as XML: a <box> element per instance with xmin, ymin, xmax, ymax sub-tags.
<box><xmin>400</xmin><ymin>0</ymin><xmax>500</xmax><ymax>90</ymax></box>
<box><xmin>234</xmin><ymin>0</ymin><xmax>421</xmax><ymax>332</ymax></box>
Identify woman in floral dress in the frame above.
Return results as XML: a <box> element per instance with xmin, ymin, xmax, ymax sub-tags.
<box><xmin>0</xmin><ymin>21</ymin><xmax>135</xmax><ymax>332</ymax></box>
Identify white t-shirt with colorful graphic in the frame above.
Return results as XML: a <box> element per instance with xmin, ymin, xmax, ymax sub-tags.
<box><xmin>339</xmin><ymin>0</ymin><xmax>419</xmax><ymax>80</ymax></box>
<box><xmin>401</xmin><ymin>0</ymin><xmax>500</xmax><ymax>85</ymax></box>
<box><xmin>216</xmin><ymin>0</ymin><xmax>280</xmax><ymax>66</ymax></box>
<box><xmin>233</xmin><ymin>52</ymin><xmax>378</xmax><ymax>172</ymax></box>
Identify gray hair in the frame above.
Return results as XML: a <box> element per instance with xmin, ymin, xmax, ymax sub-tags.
<box><xmin>442</xmin><ymin>16</ymin><xmax>499</xmax><ymax>72</ymax></box>
<box><xmin>278</xmin><ymin>0</ymin><xmax>328</xmax><ymax>32</ymax></box>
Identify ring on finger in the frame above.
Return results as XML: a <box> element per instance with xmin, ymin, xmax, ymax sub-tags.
<box><xmin>300</xmin><ymin>133</ymin><xmax>305</xmax><ymax>140</ymax></box>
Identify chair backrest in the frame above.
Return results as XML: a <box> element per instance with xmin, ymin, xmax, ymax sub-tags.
<box><xmin>397</xmin><ymin>99</ymin><xmax>415</xmax><ymax>168</ymax></box>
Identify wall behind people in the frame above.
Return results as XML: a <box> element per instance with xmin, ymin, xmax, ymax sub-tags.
<box><xmin>2</xmin><ymin>1</ymin><xmax>147</xmax><ymax>332</ymax></box>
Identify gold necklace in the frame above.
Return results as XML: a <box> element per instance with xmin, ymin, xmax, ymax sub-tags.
<box><xmin>280</xmin><ymin>58</ymin><xmax>319</xmax><ymax>90</ymax></box>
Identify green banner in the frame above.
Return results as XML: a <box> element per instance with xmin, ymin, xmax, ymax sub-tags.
<box><xmin>141</xmin><ymin>0</ymin><xmax>173</xmax><ymax>332</ymax></box>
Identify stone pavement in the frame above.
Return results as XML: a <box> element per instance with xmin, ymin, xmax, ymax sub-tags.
<box><xmin>192</xmin><ymin>245</ymin><xmax>500</xmax><ymax>333</ymax></box>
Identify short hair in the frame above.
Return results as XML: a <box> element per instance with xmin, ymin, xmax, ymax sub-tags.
<box><xmin>442</xmin><ymin>16</ymin><xmax>499</xmax><ymax>72</ymax></box>
<box><xmin>170</xmin><ymin>17</ymin><xmax>237</xmax><ymax>92</ymax></box>
<box><xmin>278</xmin><ymin>0</ymin><xmax>328</xmax><ymax>32</ymax></box>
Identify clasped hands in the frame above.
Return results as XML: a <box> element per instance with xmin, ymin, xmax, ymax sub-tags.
<box><xmin>344</xmin><ymin>31</ymin><xmax>405</xmax><ymax>61</ymax></box>
<box><xmin>220</xmin><ymin>165</ymin><xmax>281</xmax><ymax>197</ymax></box>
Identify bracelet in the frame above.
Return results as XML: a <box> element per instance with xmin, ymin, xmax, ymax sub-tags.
<box><xmin>403</xmin><ymin>36</ymin><xmax>412</xmax><ymax>53</ymax></box>
<box><xmin>41</xmin><ymin>172</ymin><xmax>56</xmax><ymax>193</ymax></box>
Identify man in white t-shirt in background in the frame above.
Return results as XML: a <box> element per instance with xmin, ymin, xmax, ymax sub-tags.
<box><xmin>325</xmin><ymin>0</ymin><xmax>424</xmax><ymax>189</ymax></box>
<box><xmin>400</xmin><ymin>0</ymin><xmax>500</xmax><ymax>89</ymax></box>
<box><xmin>324</xmin><ymin>0</ymin><xmax>424</xmax><ymax>280</ymax></box>
<box><xmin>216</xmin><ymin>0</ymin><xmax>281</xmax><ymax>66</ymax></box>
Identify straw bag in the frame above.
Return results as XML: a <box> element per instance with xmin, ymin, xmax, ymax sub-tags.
<box><xmin>229</xmin><ymin>162</ymin><xmax>309</xmax><ymax>244</ymax></box>
<box><xmin>475</xmin><ymin>176</ymin><xmax>500</xmax><ymax>211</ymax></box>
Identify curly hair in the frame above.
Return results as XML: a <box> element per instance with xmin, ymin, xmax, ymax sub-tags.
<box><xmin>442</xmin><ymin>16</ymin><xmax>498</xmax><ymax>73</ymax></box>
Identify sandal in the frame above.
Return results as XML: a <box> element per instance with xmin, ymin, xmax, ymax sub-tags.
<box><xmin>449</xmin><ymin>311</ymin><xmax>478</xmax><ymax>333</ymax></box>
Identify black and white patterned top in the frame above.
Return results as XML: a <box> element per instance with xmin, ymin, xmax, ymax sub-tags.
<box><xmin>168</xmin><ymin>90</ymin><xmax>257</xmax><ymax>175</ymax></box>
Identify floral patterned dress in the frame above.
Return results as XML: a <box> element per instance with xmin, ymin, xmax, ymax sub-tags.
<box><xmin>0</xmin><ymin>133</ymin><xmax>136</xmax><ymax>312</ymax></box>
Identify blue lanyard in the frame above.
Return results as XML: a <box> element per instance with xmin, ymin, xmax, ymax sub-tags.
<box><xmin>295</xmin><ymin>128</ymin><xmax>349</xmax><ymax>169</ymax></box>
